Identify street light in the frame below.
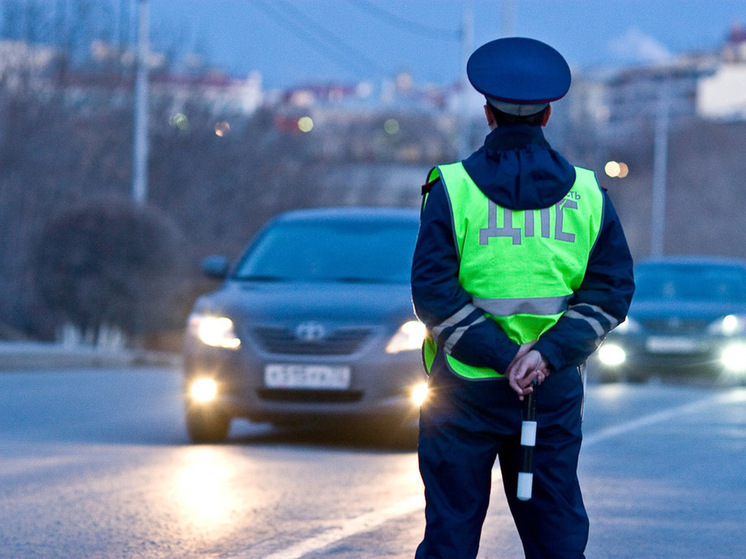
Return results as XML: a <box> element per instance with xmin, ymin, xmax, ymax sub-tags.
<box><xmin>650</xmin><ymin>82</ymin><xmax>670</xmax><ymax>258</ymax></box>
<box><xmin>604</xmin><ymin>161</ymin><xmax>629</xmax><ymax>178</ymax></box>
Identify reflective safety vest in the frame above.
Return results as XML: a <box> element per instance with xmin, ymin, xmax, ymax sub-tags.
<box><xmin>423</xmin><ymin>162</ymin><xmax>604</xmax><ymax>379</ymax></box>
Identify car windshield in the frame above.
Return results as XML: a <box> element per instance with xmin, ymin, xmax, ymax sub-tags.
<box><xmin>233</xmin><ymin>218</ymin><xmax>418</xmax><ymax>284</ymax></box>
<box><xmin>635</xmin><ymin>263</ymin><xmax>746</xmax><ymax>303</ymax></box>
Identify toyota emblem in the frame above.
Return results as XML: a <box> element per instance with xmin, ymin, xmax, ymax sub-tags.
<box><xmin>295</xmin><ymin>321</ymin><xmax>326</xmax><ymax>342</ymax></box>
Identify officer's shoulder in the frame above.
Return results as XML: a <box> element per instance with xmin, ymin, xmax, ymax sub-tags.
<box><xmin>421</xmin><ymin>176</ymin><xmax>442</xmax><ymax>196</ymax></box>
<box><xmin>574</xmin><ymin>165</ymin><xmax>608</xmax><ymax>193</ymax></box>
<box><xmin>422</xmin><ymin>165</ymin><xmax>444</xmax><ymax>196</ymax></box>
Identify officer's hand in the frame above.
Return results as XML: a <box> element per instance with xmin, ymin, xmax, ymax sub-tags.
<box><xmin>507</xmin><ymin>341</ymin><xmax>536</xmax><ymax>371</ymax></box>
<box><xmin>507</xmin><ymin>349</ymin><xmax>549</xmax><ymax>400</ymax></box>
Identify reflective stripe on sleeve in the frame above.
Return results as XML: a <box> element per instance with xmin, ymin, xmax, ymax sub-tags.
<box><xmin>565</xmin><ymin>303</ymin><xmax>620</xmax><ymax>337</ymax></box>
<box><xmin>443</xmin><ymin>315</ymin><xmax>486</xmax><ymax>353</ymax></box>
<box><xmin>430</xmin><ymin>303</ymin><xmax>480</xmax><ymax>338</ymax></box>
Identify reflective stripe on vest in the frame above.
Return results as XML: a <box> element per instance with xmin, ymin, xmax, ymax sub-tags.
<box><xmin>423</xmin><ymin>162</ymin><xmax>604</xmax><ymax>379</ymax></box>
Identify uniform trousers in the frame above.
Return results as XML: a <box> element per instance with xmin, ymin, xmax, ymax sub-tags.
<box><xmin>415</xmin><ymin>352</ymin><xmax>589</xmax><ymax>559</ymax></box>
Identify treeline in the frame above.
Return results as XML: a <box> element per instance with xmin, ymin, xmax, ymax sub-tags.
<box><xmin>4</xmin><ymin>72</ymin><xmax>746</xmax><ymax>348</ymax></box>
<box><xmin>0</xmin><ymin>69</ymin><xmax>454</xmax><ymax>348</ymax></box>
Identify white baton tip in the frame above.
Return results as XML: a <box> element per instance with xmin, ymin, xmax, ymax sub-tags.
<box><xmin>520</xmin><ymin>420</ymin><xmax>537</xmax><ymax>446</ymax></box>
<box><xmin>517</xmin><ymin>472</ymin><xmax>534</xmax><ymax>501</ymax></box>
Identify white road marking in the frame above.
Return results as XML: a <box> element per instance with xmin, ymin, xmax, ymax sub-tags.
<box><xmin>263</xmin><ymin>494</ymin><xmax>424</xmax><ymax>559</ymax></box>
<box><xmin>264</xmin><ymin>390</ymin><xmax>742</xmax><ymax>558</ymax></box>
<box><xmin>0</xmin><ymin>455</ymin><xmax>80</xmax><ymax>477</ymax></box>
<box><xmin>582</xmin><ymin>391</ymin><xmax>739</xmax><ymax>448</ymax></box>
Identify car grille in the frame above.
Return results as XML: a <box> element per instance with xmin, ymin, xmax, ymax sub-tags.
<box><xmin>250</xmin><ymin>327</ymin><xmax>373</xmax><ymax>355</ymax></box>
<box><xmin>641</xmin><ymin>318</ymin><xmax>709</xmax><ymax>334</ymax></box>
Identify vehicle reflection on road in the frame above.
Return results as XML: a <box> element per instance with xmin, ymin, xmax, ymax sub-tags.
<box><xmin>170</xmin><ymin>446</ymin><xmax>246</xmax><ymax>532</ymax></box>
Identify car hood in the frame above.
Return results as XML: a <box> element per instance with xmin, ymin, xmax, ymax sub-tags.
<box><xmin>193</xmin><ymin>280</ymin><xmax>415</xmax><ymax>325</ymax></box>
<box><xmin>629</xmin><ymin>299</ymin><xmax>746</xmax><ymax>322</ymax></box>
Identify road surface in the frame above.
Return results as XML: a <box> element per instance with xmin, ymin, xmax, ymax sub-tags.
<box><xmin>0</xmin><ymin>367</ymin><xmax>744</xmax><ymax>558</ymax></box>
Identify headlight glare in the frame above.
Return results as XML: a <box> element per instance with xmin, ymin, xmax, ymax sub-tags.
<box><xmin>708</xmin><ymin>314</ymin><xmax>746</xmax><ymax>336</ymax></box>
<box><xmin>190</xmin><ymin>378</ymin><xmax>218</xmax><ymax>402</ymax></box>
<box><xmin>720</xmin><ymin>342</ymin><xmax>746</xmax><ymax>372</ymax></box>
<box><xmin>614</xmin><ymin>316</ymin><xmax>641</xmax><ymax>334</ymax></box>
<box><xmin>386</xmin><ymin>320</ymin><xmax>427</xmax><ymax>354</ymax></box>
<box><xmin>598</xmin><ymin>343</ymin><xmax>626</xmax><ymax>367</ymax></box>
<box><xmin>189</xmin><ymin>314</ymin><xmax>241</xmax><ymax>349</ymax></box>
<box><xmin>411</xmin><ymin>382</ymin><xmax>429</xmax><ymax>407</ymax></box>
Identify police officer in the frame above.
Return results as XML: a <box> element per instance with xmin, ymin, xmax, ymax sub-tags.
<box><xmin>411</xmin><ymin>37</ymin><xmax>635</xmax><ymax>558</ymax></box>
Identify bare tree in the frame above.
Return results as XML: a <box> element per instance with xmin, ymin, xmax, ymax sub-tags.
<box><xmin>32</xmin><ymin>196</ymin><xmax>188</xmax><ymax>346</ymax></box>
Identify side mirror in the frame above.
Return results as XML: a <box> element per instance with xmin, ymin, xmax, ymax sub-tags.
<box><xmin>201</xmin><ymin>255</ymin><xmax>229</xmax><ymax>280</ymax></box>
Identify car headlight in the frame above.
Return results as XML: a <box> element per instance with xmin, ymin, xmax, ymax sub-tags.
<box><xmin>707</xmin><ymin>314</ymin><xmax>746</xmax><ymax>336</ymax></box>
<box><xmin>188</xmin><ymin>313</ymin><xmax>241</xmax><ymax>349</ymax></box>
<box><xmin>190</xmin><ymin>378</ymin><xmax>219</xmax><ymax>402</ymax></box>
<box><xmin>614</xmin><ymin>316</ymin><xmax>641</xmax><ymax>334</ymax></box>
<box><xmin>597</xmin><ymin>342</ymin><xmax>626</xmax><ymax>367</ymax></box>
<box><xmin>411</xmin><ymin>382</ymin><xmax>429</xmax><ymax>406</ymax></box>
<box><xmin>720</xmin><ymin>342</ymin><xmax>746</xmax><ymax>372</ymax></box>
<box><xmin>385</xmin><ymin>320</ymin><xmax>427</xmax><ymax>354</ymax></box>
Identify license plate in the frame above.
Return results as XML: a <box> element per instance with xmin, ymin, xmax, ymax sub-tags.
<box><xmin>264</xmin><ymin>364</ymin><xmax>351</xmax><ymax>390</ymax></box>
<box><xmin>645</xmin><ymin>337</ymin><xmax>699</xmax><ymax>354</ymax></box>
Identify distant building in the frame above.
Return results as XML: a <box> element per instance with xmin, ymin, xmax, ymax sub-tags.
<box><xmin>697</xmin><ymin>21</ymin><xmax>746</xmax><ymax>120</ymax></box>
<box><xmin>576</xmin><ymin>20</ymin><xmax>746</xmax><ymax>142</ymax></box>
<box><xmin>278</xmin><ymin>71</ymin><xmax>450</xmax><ymax>114</ymax></box>
<box><xmin>587</xmin><ymin>55</ymin><xmax>716</xmax><ymax>141</ymax></box>
<box><xmin>0</xmin><ymin>39</ymin><xmax>264</xmax><ymax>118</ymax></box>
<box><xmin>0</xmin><ymin>40</ymin><xmax>60</xmax><ymax>73</ymax></box>
<box><xmin>698</xmin><ymin>63</ymin><xmax>746</xmax><ymax>120</ymax></box>
<box><xmin>0</xmin><ymin>40</ymin><xmax>63</xmax><ymax>90</ymax></box>
<box><xmin>150</xmin><ymin>70</ymin><xmax>263</xmax><ymax>116</ymax></box>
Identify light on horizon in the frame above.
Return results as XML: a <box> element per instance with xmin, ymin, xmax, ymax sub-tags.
<box><xmin>604</xmin><ymin>160</ymin><xmax>629</xmax><ymax>178</ymax></box>
<box><xmin>298</xmin><ymin>116</ymin><xmax>314</xmax><ymax>132</ymax></box>
<box><xmin>169</xmin><ymin>113</ymin><xmax>189</xmax><ymax>130</ymax></box>
<box><xmin>214</xmin><ymin>121</ymin><xmax>230</xmax><ymax>137</ymax></box>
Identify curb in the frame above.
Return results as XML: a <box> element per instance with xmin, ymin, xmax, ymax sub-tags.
<box><xmin>0</xmin><ymin>342</ymin><xmax>182</xmax><ymax>371</ymax></box>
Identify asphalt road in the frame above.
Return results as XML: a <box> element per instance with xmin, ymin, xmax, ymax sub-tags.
<box><xmin>0</xmin><ymin>367</ymin><xmax>744</xmax><ymax>558</ymax></box>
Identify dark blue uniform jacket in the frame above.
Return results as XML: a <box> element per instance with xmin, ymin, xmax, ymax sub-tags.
<box><xmin>411</xmin><ymin>124</ymin><xmax>635</xmax><ymax>374</ymax></box>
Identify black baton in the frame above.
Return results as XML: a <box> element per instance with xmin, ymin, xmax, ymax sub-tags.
<box><xmin>517</xmin><ymin>379</ymin><xmax>538</xmax><ymax>501</ymax></box>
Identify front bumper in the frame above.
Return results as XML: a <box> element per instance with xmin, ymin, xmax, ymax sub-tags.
<box><xmin>183</xmin><ymin>336</ymin><xmax>426</xmax><ymax>424</ymax></box>
<box><xmin>592</xmin><ymin>334</ymin><xmax>746</xmax><ymax>382</ymax></box>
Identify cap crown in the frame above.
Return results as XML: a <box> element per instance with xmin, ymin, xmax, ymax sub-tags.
<box><xmin>467</xmin><ymin>37</ymin><xmax>571</xmax><ymax>105</ymax></box>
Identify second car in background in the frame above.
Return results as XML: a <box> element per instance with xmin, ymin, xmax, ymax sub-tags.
<box><xmin>593</xmin><ymin>256</ymin><xmax>746</xmax><ymax>384</ymax></box>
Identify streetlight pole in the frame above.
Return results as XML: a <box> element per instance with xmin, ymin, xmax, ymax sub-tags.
<box><xmin>132</xmin><ymin>0</ymin><xmax>150</xmax><ymax>205</ymax></box>
<box><xmin>650</xmin><ymin>81</ymin><xmax>669</xmax><ymax>257</ymax></box>
<box><xmin>457</xmin><ymin>0</ymin><xmax>474</xmax><ymax>157</ymax></box>
<box><xmin>500</xmin><ymin>0</ymin><xmax>514</xmax><ymax>37</ymax></box>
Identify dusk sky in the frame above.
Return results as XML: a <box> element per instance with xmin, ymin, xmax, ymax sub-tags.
<box><xmin>148</xmin><ymin>0</ymin><xmax>746</xmax><ymax>88</ymax></box>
